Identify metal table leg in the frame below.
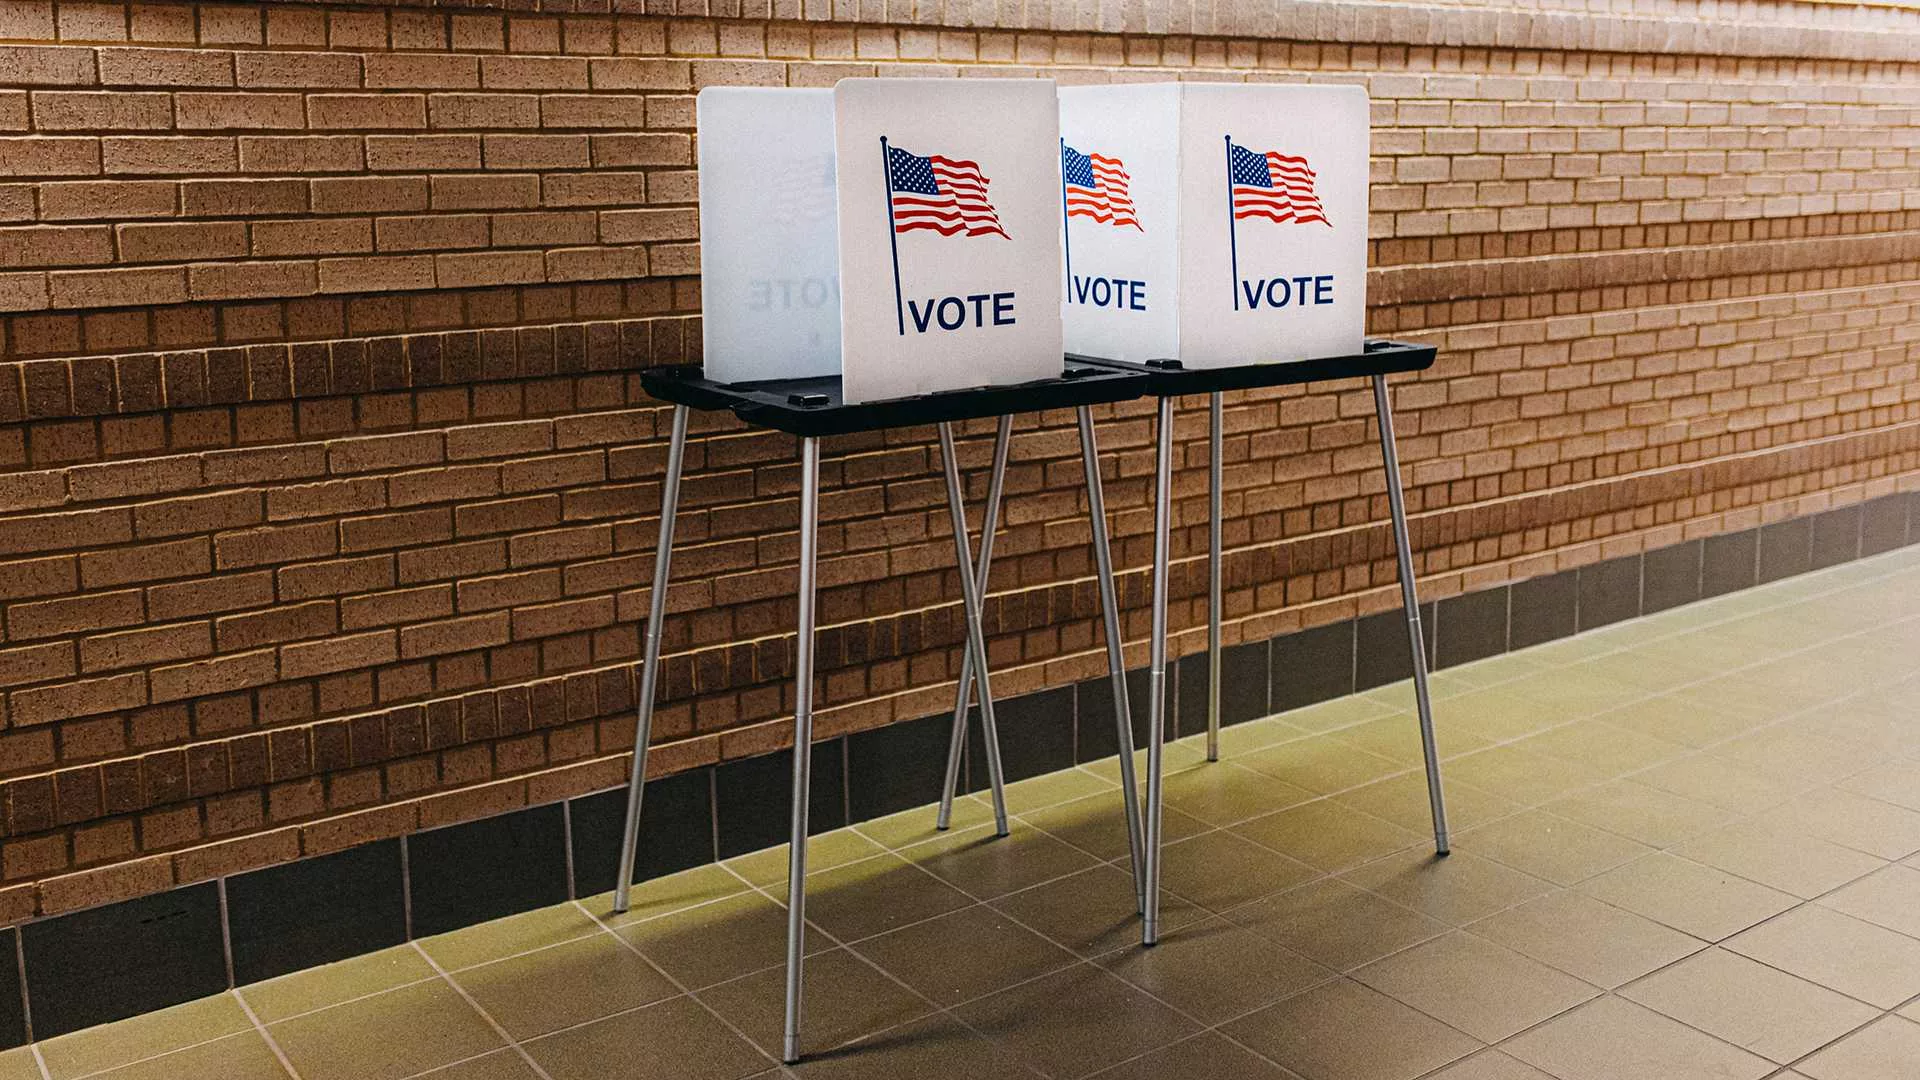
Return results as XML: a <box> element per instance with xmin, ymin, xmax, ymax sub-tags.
<box><xmin>783</xmin><ymin>435</ymin><xmax>822</xmax><ymax>1064</ymax></box>
<box><xmin>936</xmin><ymin>416</ymin><xmax>1013</xmax><ymax>834</ymax></box>
<box><xmin>937</xmin><ymin>423</ymin><xmax>1010</xmax><ymax>836</ymax></box>
<box><xmin>1371</xmin><ymin>375</ymin><xmax>1451</xmax><ymax>857</ymax></box>
<box><xmin>1207</xmin><ymin>391</ymin><xmax>1223</xmax><ymax>762</ymax></box>
<box><xmin>1077</xmin><ymin>406</ymin><xmax>1146</xmax><ymax>912</ymax></box>
<box><xmin>1142</xmin><ymin>396</ymin><xmax>1174</xmax><ymax>945</ymax></box>
<box><xmin>612</xmin><ymin>404</ymin><xmax>690</xmax><ymax>914</ymax></box>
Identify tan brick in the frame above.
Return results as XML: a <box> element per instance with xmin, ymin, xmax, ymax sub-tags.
<box><xmin>233</xmin><ymin>50</ymin><xmax>362</xmax><ymax>88</ymax></box>
<box><xmin>491</xmin><ymin>210</ymin><xmax>594</xmax><ymax>247</ymax></box>
<box><xmin>148</xmin><ymin>649</ymin><xmax>276</xmax><ymax>702</ymax></box>
<box><xmin>430</xmin><ymin>173</ymin><xmax>537</xmax><ymax>210</ymax></box>
<box><xmin>546</xmin><ymin>245</ymin><xmax>646</xmax><ymax>282</ymax></box>
<box><xmin>97</xmin><ymin>47</ymin><xmax>232</xmax><ymax>87</ymax></box>
<box><xmin>599</xmin><ymin>207</ymin><xmax>698</xmax><ymax>243</ymax></box>
<box><xmin>0</xmin><ymin>224</ymin><xmax>112</xmax><ymax>267</ymax></box>
<box><xmin>0</xmin><ymin>641</ymin><xmax>74</xmax><ymax>688</ymax></box>
<box><xmin>399</xmin><ymin>613</ymin><xmax>509</xmax><ymax>659</ymax></box>
<box><xmin>37</xmin><ymin>178</ymin><xmax>177</xmax><ymax>220</ymax></box>
<box><xmin>215</xmin><ymin>600</ymin><xmax>336</xmax><ymax>649</ymax></box>
<box><xmin>365</xmin><ymin>134</ymin><xmax>477</xmax><ymax>171</ymax></box>
<box><xmin>0</xmin><ymin>136</ymin><xmax>100</xmax><ymax>177</ymax></box>
<box><xmin>481</xmin><ymin>55</ymin><xmax>588</xmax><ymax>90</ymax></box>
<box><xmin>307</xmin><ymin>93</ymin><xmax>427</xmax><ymax>131</ymax></box>
<box><xmin>80</xmin><ymin>622</ymin><xmax>212</xmax><ymax>673</ymax></box>
<box><xmin>252</xmin><ymin>217</ymin><xmax>373</xmax><ymax>257</ymax></box>
<box><xmin>30</xmin><ymin>91</ymin><xmax>172</xmax><ymax>130</ymax></box>
<box><xmin>482</xmin><ymin>134</ymin><xmax>589</xmax><ymax>169</ymax></box>
<box><xmin>428</xmin><ymin>93</ymin><xmax>538</xmax><ymax>130</ymax></box>
<box><xmin>588</xmin><ymin>58</ymin><xmax>689</xmax><ymax>90</ymax></box>
<box><xmin>78</xmin><ymin>537</ymin><xmax>210</xmax><ymax>588</ymax></box>
<box><xmin>279</xmin><ymin>629</ymin><xmax>395</xmax><ymax>679</ymax></box>
<box><xmin>117</xmin><ymin>221</ymin><xmax>247</xmax><ymax>263</ymax></box>
<box><xmin>174</xmin><ymin>92</ymin><xmax>307</xmax><ymax>130</ymax></box>
<box><xmin>539</xmin><ymin>172</ymin><xmax>643</xmax><ymax>207</ymax></box>
<box><xmin>316</xmin><ymin>254</ymin><xmax>433</xmax><ymax>294</ymax></box>
<box><xmin>147</xmin><ymin>569</ymin><xmax>275</xmax><ymax>620</ymax></box>
<box><xmin>180</xmin><ymin>178</ymin><xmax>306</xmax><ymax>215</ymax></box>
<box><xmin>10</xmin><ymin>671</ymin><xmax>145</xmax><ymax>724</ymax></box>
<box><xmin>237</xmin><ymin>135</ymin><xmax>363</xmax><ymax>173</ymax></box>
<box><xmin>363</xmin><ymin>54</ymin><xmax>479</xmax><ymax>90</ymax></box>
<box><xmin>590</xmin><ymin>132</ymin><xmax>690</xmax><ymax>167</ymax></box>
<box><xmin>310</xmin><ymin>176</ymin><xmax>426</xmax><ymax>214</ymax></box>
<box><xmin>0</xmin><ymin>45</ymin><xmax>97</xmax><ymax>87</ymax></box>
<box><xmin>47</xmin><ymin>266</ymin><xmax>188</xmax><ymax>308</ymax></box>
<box><xmin>101</xmin><ymin>135</ymin><xmax>236</xmax><ymax>174</ymax></box>
<box><xmin>538</xmin><ymin>95</ymin><xmax>646</xmax><ymax>129</ymax></box>
<box><xmin>339</xmin><ymin>584</ymin><xmax>450</xmax><ymax>629</ymax></box>
<box><xmin>187</xmin><ymin>259</ymin><xmax>317</xmax><ymax>300</ymax></box>
<box><xmin>435</xmin><ymin>249</ymin><xmax>544</xmax><ymax>289</ymax></box>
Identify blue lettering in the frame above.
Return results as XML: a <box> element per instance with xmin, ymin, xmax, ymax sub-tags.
<box><xmin>1240</xmin><ymin>279</ymin><xmax>1265</xmax><ymax>309</ymax></box>
<box><xmin>993</xmin><ymin>292</ymin><xmax>1014</xmax><ymax>325</ymax></box>
<box><xmin>1129</xmin><ymin>280</ymin><xmax>1146</xmax><ymax>311</ymax></box>
<box><xmin>908</xmin><ymin>298</ymin><xmax>937</xmax><ymax>333</ymax></box>
<box><xmin>936</xmin><ymin>297</ymin><xmax>965</xmax><ymax>330</ymax></box>
<box><xmin>1265</xmin><ymin>277</ymin><xmax>1290</xmax><ymax>308</ymax></box>
<box><xmin>906</xmin><ymin>292</ymin><xmax>1019</xmax><ymax>333</ymax></box>
<box><xmin>1314</xmin><ymin>275</ymin><xmax>1332</xmax><ymax>304</ymax></box>
<box><xmin>1239</xmin><ymin>275</ymin><xmax>1337</xmax><ymax>310</ymax></box>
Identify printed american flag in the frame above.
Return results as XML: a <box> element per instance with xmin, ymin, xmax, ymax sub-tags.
<box><xmin>1228</xmin><ymin>141</ymin><xmax>1330</xmax><ymax>227</ymax></box>
<box><xmin>1062</xmin><ymin>144</ymin><xmax>1141</xmax><ymax>230</ymax></box>
<box><xmin>886</xmin><ymin>144</ymin><xmax>1008</xmax><ymax>238</ymax></box>
<box><xmin>768</xmin><ymin>152</ymin><xmax>837</xmax><ymax>227</ymax></box>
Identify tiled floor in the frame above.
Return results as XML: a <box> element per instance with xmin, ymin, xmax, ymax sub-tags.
<box><xmin>14</xmin><ymin>544</ymin><xmax>1920</xmax><ymax>1080</ymax></box>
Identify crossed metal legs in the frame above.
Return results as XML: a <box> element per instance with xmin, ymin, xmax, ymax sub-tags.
<box><xmin>1140</xmin><ymin>377</ymin><xmax>1451</xmax><ymax>945</ymax></box>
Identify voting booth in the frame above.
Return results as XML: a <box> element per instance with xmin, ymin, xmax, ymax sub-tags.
<box><xmin>621</xmin><ymin>78</ymin><xmax>1150</xmax><ymax>1065</ymax></box>
<box><xmin>697</xmin><ymin>80</ymin><xmax>1065</xmax><ymax>403</ymax></box>
<box><xmin>1058</xmin><ymin>83</ymin><xmax>1370</xmax><ymax>366</ymax></box>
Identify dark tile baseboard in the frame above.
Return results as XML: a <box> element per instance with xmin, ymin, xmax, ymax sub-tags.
<box><xmin>6</xmin><ymin>490</ymin><xmax>1915</xmax><ymax>1044</ymax></box>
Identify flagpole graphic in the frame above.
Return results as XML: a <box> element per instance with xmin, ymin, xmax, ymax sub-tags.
<box><xmin>881</xmin><ymin>136</ymin><xmax>906</xmax><ymax>337</ymax></box>
<box><xmin>1059</xmin><ymin>138</ymin><xmax>1073</xmax><ymax>298</ymax></box>
<box><xmin>1225</xmin><ymin>135</ymin><xmax>1241</xmax><ymax>311</ymax></box>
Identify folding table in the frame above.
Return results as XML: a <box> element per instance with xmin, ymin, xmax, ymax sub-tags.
<box><xmin>607</xmin><ymin>362</ymin><xmax>1152</xmax><ymax>1063</ymax></box>
<box><xmin>1075</xmin><ymin>339</ymin><xmax>1453</xmax><ymax>945</ymax></box>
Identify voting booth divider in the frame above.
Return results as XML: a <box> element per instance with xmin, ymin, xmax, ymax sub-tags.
<box><xmin>612</xmin><ymin>77</ymin><xmax>1451</xmax><ymax>1062</ymax></box>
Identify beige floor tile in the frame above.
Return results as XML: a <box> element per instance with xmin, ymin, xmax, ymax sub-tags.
<box><xmin>1544</xmin><ymin>779</ymin><xmax>1736</xmax><ymax>848</ymax></box>
<box><xmin>1334</xmin><ymin>773</ymin><xmax>1520</xmax><ymax>835</ymax></box>
<box><xmin>1158</xmin><ymin>761</ymin><xmax>1315</xmax><ymax>827</ymax></box>
<box><xmin>1578</xmin><ymin>853</ymin><xmax>1797</xmax><ymax>941</ymax></box>
<box><xmin>1275</xmin><ymin>694</ymin><xmax>1401</xmax><ymax>733</ymax></box>
<box><xmin>0</xmin><ymin>1049</ymin><xmax>37</xmax><ymax>1080</ymax></box>
<box><xmin>955</xmin><ymin>963</ymin><xmax>1199</xmax><ymax>1079</ymax></box>
<box><xmin>852</xmin><ymin>904</ymin><xmax>1075</xmax><ymax>1005</ymax></box>
<box><xmin>1501</xmin><ymin>668</ymin><xmax>1642</xmax><ymax>718</ymax></box>
<box><xmin>1212</xmin><ymin>715</ymin><xmax>1314</xmax><ymax>756</ymax></box>
<box><xmin>1433</xmin><ymin>688</ymin><xmax>1561</xmax><ymax>742</ymax></box>
<box><xmin>698</xmin><ymin>948</ymin><xmax>934</xmax><ymax>1058</ymax></box>
<box><xmin>1086</xmin><ymin>1031</ymin><xmax>1302</xmax><ymax>1080</ymax></box>
<box><xmin>851</xmin><ymin>797</ymin><xmax>999</xmax><ymax>851</ymax></box>
<box><xmin>1363</xmin><ymin>670</ymin><xmax>1477</xmax><ymax>708</ymax></box>
<box><xmin>619</xmin><ymin>888</ymin><xmax>830</xmax><ymax>991</ymax></box>
<box><xmin>1235</xmin><ymin>735</ymin><xmax>1406</xmax><ymax>795</ymax></box>
<box><xmin>1079</xmin><ymin>742</ymin><xmax>1209</xmax><ymax>787</ymax></box>
<box><xmin>1575</xmin><ymin>649</ymin><xmax>1708</xmax><ymax>695</ymax></box>
<box><xmin>1220</xmin><ymin>978</ymin><xmax>1480</xmax><ymax>1080</ymax></box>
<box><xmin>1018</xmin><ymin>790</ymin><xmax>1208</xmax><ymax>864</ymax></box>
<box><xmin>270</xmin><ymin>979</ymin><xmax>504</xmax><ymax>1080</ymax></box>
<box><xmin>1711</xmin><ymin>730</ymin><xmax>1887</xmax><ymax>788</ymax></box>
<box><xmin>1328</xmin><ymin>710</ymin><xmax>1491</xmax><ymax>765</ymax></box>
<box><xmin>1620</xmin><ymin>947</ymin><xmax>1879</xmax><ymax>1063</ymax></box>
<box><xmin>1818</xmin><ymin>863</ymin><xmax>1920</xmax><ymax>938</ymax></box>
<box><xmin>783</xmin><ymin>1012</ymin><xmax>1037</xmax><ymax>1080</ymax></box>
<box><xmin>797</xmin><ymin>854</ymin><xmax>974</xmax><ymax>942</ymax></box>
<box><xmin>1230</xmin><ymin>878</ymin><xmax>1449</xmax><ymax>971</ymax></box>
<box><xmin>1836</xmin><ymin>761</ymin><xmax>1920</xmax><ymax>814</ymax></box>
<box><xmin>588</xmin><ymin>864</ymin><xmax>754</xmax><ymax>927</ymax></box>
<box><xmin>413</xmin><ymin>1050</ymin><xmax>544</xmax><ymax>1079</ymax></box>
<box><xmin>87</xmin><ymin>1030</ymin><xmax>289</xmax><ymax>1080</ymax></box>
<box><xmin>453</xmin><ymin>931</ymin><xmax>678</xmax><ymax>1039</ymax></box>
<box><xmin>524</xmin><ymin>995</ymin><xmax>769</xmax><ymax>1080</ymax></box>
<box><xmin>240</xmin><ymin>945</ymin><xmax>437</xmax><ymax>1023</ymax></box>
<box><xmin>1602</xmin><ymin>695</ymin><xmax>1763</xmax><ymax>750</ymax></box>
<box><xmin>1446</xmin><ymin>745</ymin><xmax>1615</xmax><ymax>808</ymax></box>
<box><xmin>1634</xmin><ymin>753</ymin><xmax>1804</xmax><ymax>815</ymax></box>
<box><xmin>1096</xmin><ymin>916</ymin><xmax>1332</xmax><ymax>1020</ymax></box>
<box><xmin>1421</xmin><ymin>1049</ymin><xmax>1557</xmax><ymax>1080</ymax></box>
<box><xmin>1501</xmin><ymin>995</ymin><xmax>1771</xmax><ymax>1080</ymax></box>
<box><xmin>989</xmin><ymin>863</ymin><xmax>1204</xmax><ymax>956</ymax></box>
<box><xmin>1795</xmin><ymin>1015</ymin><xmax>1920</xmax><ymax>1080</ymax></box>
<box><xmin>726</xmin><ymin>832</ymin><xmax>888</xmax><ymax>888</ymax></box>
<box><xmin>902</xmin><ymin>821</ymin><xmax>1100</xmax><ymax>900</ymax></box>
<box><xmin>1228</xmin><ymin>798</ymin><xmax>1423</xmax><ymax>874</ymax></box>
<box><xmin>993</xmin><ymin>769</ymin><xmax>1122</xmax><ymax>816</ymax></box>
<box><xmin>417</xmin><ymin>904</ymin><xmax>605</xmax><ymax>972</ymax></box>
<box><xmin>1454</xmin><ymin>808</ymin><xmax>1654</xmax><ymax>886</ymax></box>
<box><xmin>1157</xmin><ymin>830</ymin><xmax>1319</xmax><ymax>912</ymax></box>
<box><xmin>1724</xmin><ymin>904</ymin><xmax>1920</xmax><ymax>1008</ymax></box>
<box><xmin>1353</xmin><ymin>930</ymin><xmax>1595</xmax><ymax>1042</ymax></box>
<box><xmin>1674</xmin><ymin>820</ymin><xmax>1885</xmax><ymax>899</ymax></box>
<box><xmin>1516</xmin><ymin>718</ymin><xmax>1690</xmax><ymax>776</ymax></box>
<box><xmin>1753</xmin><ymin>788</ymin><xmax>1920</xmax><ymax>861</ymax></box>
<box><xmin>1339</xmin><ymin>848</ymin><xmax>1553</xmax><ymax>926</ymax></box>
<box><xmin>39</xmin><ymin>994</ymin><xmax>252</xmax><ymax>1080</ymax></box>
<box><xmin>1467</xmin><ymin>891</ymin><xmax>1705</xmax><ymax>989</ymax></box>
<box><xmin>1442</xmin><ymin>652</ymin><xmax>1554</xmax><ymax>687</ymax></box>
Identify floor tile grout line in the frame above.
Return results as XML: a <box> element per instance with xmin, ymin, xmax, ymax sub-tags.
<box><xmin>408</xmin><ymin>941</ymin><xmax>556</xmax><ymax>1080</ymax></box>
<box><xmin>230</xmin><ymin>989</ymin><xmax>302</xmax><ymax>1080</ymax></box>
<box><xmin>571</xmin><ymin>898</ymin><xmax>787</xmax><ymax>1072</ymax></box>
<box><xmin>27</xmin><ymin>1043</ymin><xmax>49</xmax><ymax>1080</ymax></box>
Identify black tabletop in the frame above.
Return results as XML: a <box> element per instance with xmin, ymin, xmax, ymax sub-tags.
<box><xmin>1069</xmin><ymin>339</ymin><xmax>1437</xmax><ymax>395</ymax></box>
<box><xmin>638</xmin><ymin>363</ymin><xmax>1148</xmax><ymax>437</ymax></box>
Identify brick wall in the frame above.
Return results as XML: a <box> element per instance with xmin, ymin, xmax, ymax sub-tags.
<box><xmin>0</xmin><ymin>0</ymin><xmax>1917</xmax><ymax>920</ymax></box>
